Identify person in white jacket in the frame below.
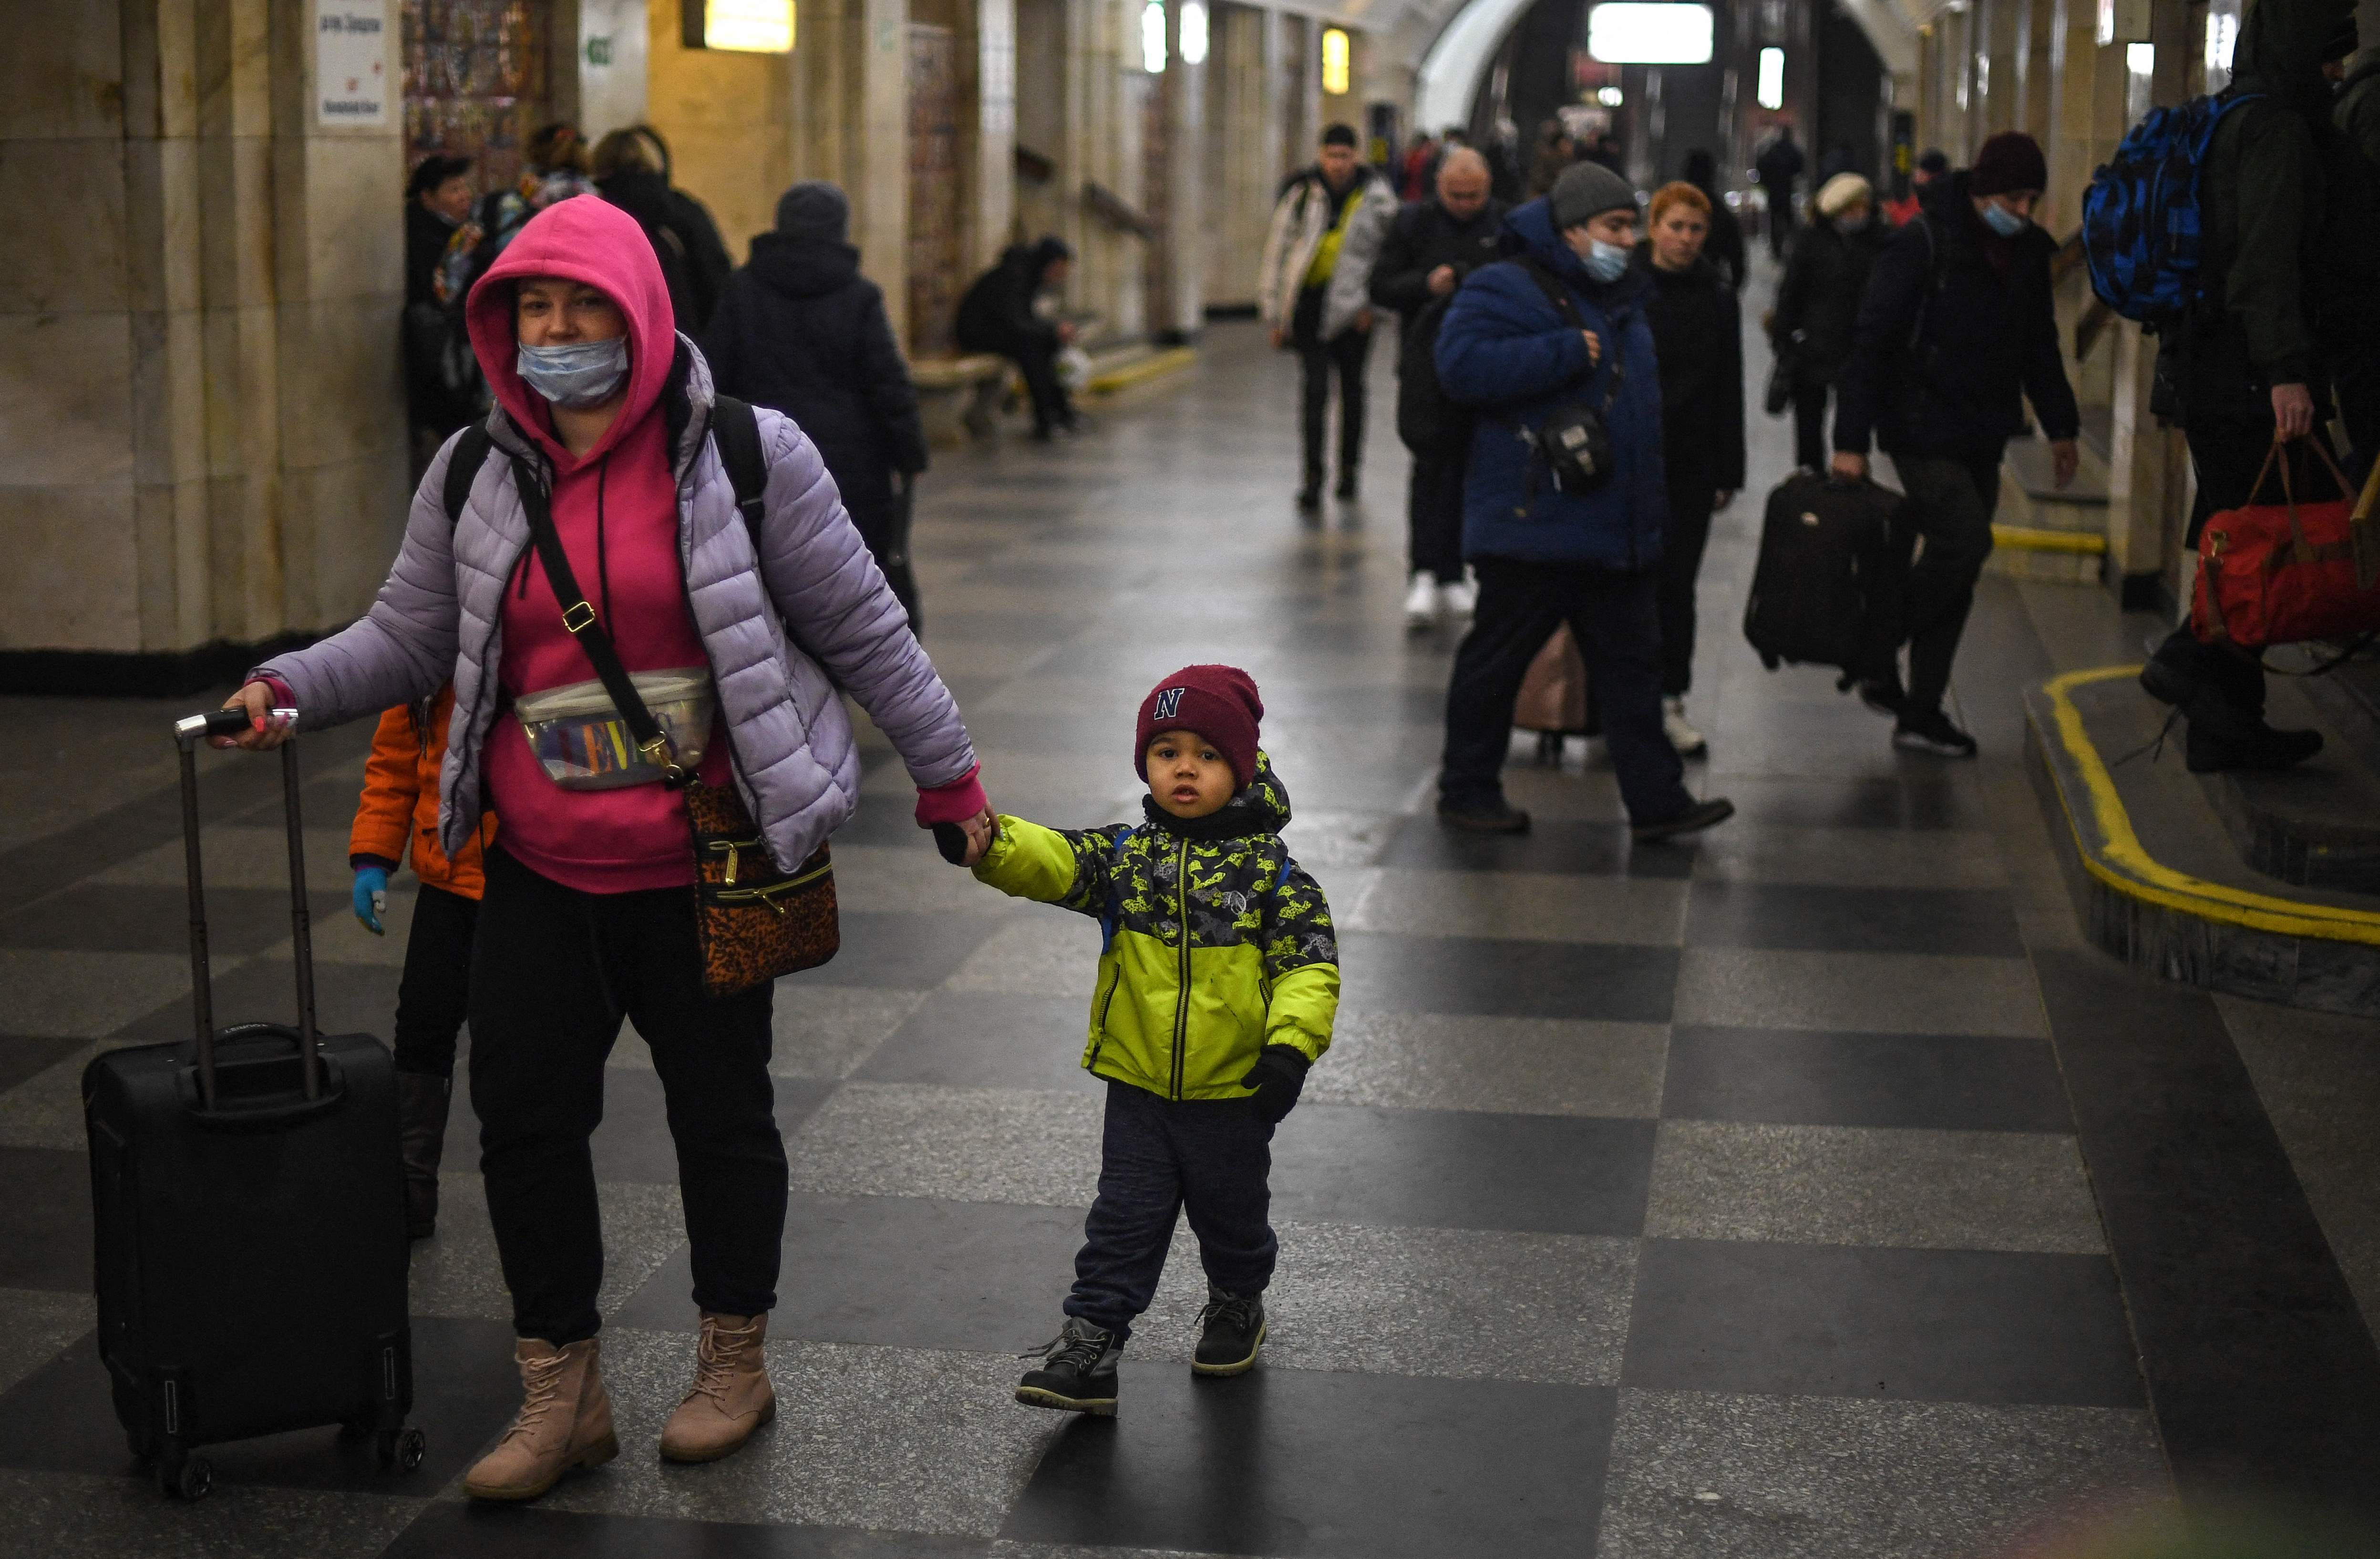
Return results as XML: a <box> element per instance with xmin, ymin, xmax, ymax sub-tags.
<box><xmin>1258</xmin><ymin>124</ymin><xmax>1400</xmax><ymax>508</ymax></box>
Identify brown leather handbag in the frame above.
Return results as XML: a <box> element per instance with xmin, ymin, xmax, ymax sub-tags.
<box><xmin>515</xmin><ymin>455</ymin><xmax>839</xmax><ymax>999</ymax></box>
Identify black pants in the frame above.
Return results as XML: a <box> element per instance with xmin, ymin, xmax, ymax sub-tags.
<box><xmin>1764</xmin><ymin>186</ymin><xmax>1795</xmax><ymax>259</ymax></box>
<box><xmin>1013</xmin><ymin>338</ymin><xmax>1075</xmax><ymax>435</ymax></box>
<box><xmin>393</xmin><ymin>882</ymin><xmax>477</xmax><ymax>1079</ymax></box>
<box><xmin>1658</xmin><ymin>479</ymin><xmax>1719</xmax><ymax>698</ymax></box>
<box><xmin>1441</xmin><ymin>557</ymin><xmax>1694</xmax><ymax>824</ymax></box>
<box><xmin>2152</xmin><ymin>419</ymin><xmax>2347</xmax><ymax>728</ymax></box>
<box><xmin>1408</xmin><ymin>447</ymin><xmax>1468</xmax><ymax>581</ymax></box>
<box><xmin>849</xmin><ymin>489</ymin><xmax>922</xmax><ymax>634</ymax></box>
<box><xmin>1892</xmin><ymin>453</ymin><xmax>2003</xmax><ymax>718</ymax></box>
<box><xmin>1293</xmin><ymin>286</ymin><xmax>1371</xmax><ymax>484</ymax></box>
<box><xmin>1791</xmin><ymin>380</ymin><xmax>1833</xmax><ymax>473</ymax></box>
<box><xmin>1065</xmin><ymin>1081</ymin><xmax>1277</xmax><ymax>1344</ymax></box>
<box><xmin>469</xmin><ymin>847</ymin><xmax>786</xmax><ymax>1344</ymax></box>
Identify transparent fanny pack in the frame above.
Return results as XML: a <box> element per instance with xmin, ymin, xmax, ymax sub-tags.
<box><xmin>512</xmin><ymin>668</ymin><xmax>716</xmax><ymax>790</ymax></box>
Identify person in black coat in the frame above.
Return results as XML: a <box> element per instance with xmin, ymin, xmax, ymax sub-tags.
<box><xmin>403</xmin><ymin>155</ymin><xmax>484</xmax><ymax>469</ymax></box>
<box><xmin>703</xmin><ymin>182</ymin><xmax>931</xmax><ymax>629</ymax></box>
<box><xmin>592</xmin><ymin>124</ymin><xmax>734</xmax><ymax>335</ymax></box>
<box><xmin>1832</xmin><ymin>134</ymin><xmax>2079</xmax><ymax>759</ymax></box>
<box><xmin>957</xmin><ymin>237</ymin><xmax>1078</xmax><ymax>438</ymax></box>
<box><xmin>1639</xmin><ymin>183</ymin><xmax>1746</xmax><ymax>757</ymax></box>
<box><xmin>1755</xmin><ymin>127</ymin><xmax>1805</xmax><ymax>260</ymax></box>
<box><xmin>1368</xmin><ymin>147</ymin><xmax>1506</xmax><ymax>625</ymax></box>
<box><xmin>1681</xmin><ymin>148</ymin><xmax>1746</xmax><ymax>290</ymax></box>
<box><xmin>1772</xmin><ymin>173</ymin><xmax>1887</xmax><ymax>471</ymax></box>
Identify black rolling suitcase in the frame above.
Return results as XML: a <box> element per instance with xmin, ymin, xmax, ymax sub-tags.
<box><xmin>1742</xmin><ymin>471</ymin><xmax>1909</xmax><ymax>675</ymax></box>
<box><xmin>82</xmin><ymin>709</ymin><xmax>422</xmax><ymax>1500</ymax></box>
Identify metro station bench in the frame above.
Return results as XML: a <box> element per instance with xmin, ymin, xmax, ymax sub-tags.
<box><xmin>911</xmin><ymin>354</ymin><xmax>1009</xmax><ymax>446</ymax></box>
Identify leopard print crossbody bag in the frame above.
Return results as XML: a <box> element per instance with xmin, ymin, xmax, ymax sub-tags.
<box><xmin>514</xmin><ymin>452</ymin><xmax>838</xmax><ymax>998</ymax></box>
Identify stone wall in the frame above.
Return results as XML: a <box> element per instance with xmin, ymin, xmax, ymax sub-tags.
<box><xmin>1</xmin><ymin>0</ymin><xmax>406</xmax><ymax>686</ymax></box>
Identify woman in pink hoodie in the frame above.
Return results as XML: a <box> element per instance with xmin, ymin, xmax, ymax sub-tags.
<box><xmin>216</xmin><ymin>197</ymin><xmax>993</xmax><ymax>1499</ymax></box>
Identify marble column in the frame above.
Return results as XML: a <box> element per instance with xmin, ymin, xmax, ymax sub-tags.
<box><xmin>2</xmin><ymin>0</ymin><xmax>407</xmax><ymax>681</ymax></box>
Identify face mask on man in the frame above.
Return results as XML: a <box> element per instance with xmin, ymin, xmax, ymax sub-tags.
<box><xmin>516</xmin><ymin>338</ymin><xmax>630</xmax><ymax>409</ymax></box>
<box><xmin>1978</xmin><ymin>200</ymin><xmax>2028</xmax><ymax>237</ymax></box>
<box><xmin>1583</xmin><ymin>239</ymin><xmax>1632</xmax><ymax>284</ymax></box>
<box><xmin>1836</xmin><ymin>212</ymin><xmax>1871</xmax><ymax>233</ymax></box>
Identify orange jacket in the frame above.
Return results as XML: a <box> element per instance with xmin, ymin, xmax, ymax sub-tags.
<box><xmin>349</xmin><ymin>686</ymin><xmax>495</xmax><ymax>899</ymax></box>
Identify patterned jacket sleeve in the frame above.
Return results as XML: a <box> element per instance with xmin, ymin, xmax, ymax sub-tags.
<box><xmin>1260</xmin><ymin>852</ymin><xmax>1339</xmax><ymax>1064</ymax></box>
<box><xmin>971</xmin><ymin>816</ymin><xmax>1133</xmax><ymax>920</ymax></box>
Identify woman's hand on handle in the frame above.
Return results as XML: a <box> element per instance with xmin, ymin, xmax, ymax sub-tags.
<box><xmin>1830</xmin><ymin>451</ymin><xmax>1868</xmax><ymax>483</ymax></box>
<box><xmin>212</xmin><ymin>681</ymin><xmax>293</xmax><ymax>751</ymax></box>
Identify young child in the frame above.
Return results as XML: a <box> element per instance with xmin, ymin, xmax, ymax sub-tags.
<box><xmin>349</xmin><ymin>684</ymin><xmax>496</xmax><ymax>1239</ymax></box>
<box><xmin>959</xmin><ymin>665</ymin><xmax>1338</xmax><ymax>1414</ymax></box>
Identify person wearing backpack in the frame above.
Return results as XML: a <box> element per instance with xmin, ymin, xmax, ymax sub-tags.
<box><xmin>704</xmin><ymin>182</ymin><xmax>930</xmax><ymax>629</ymax></box>
<box><xmin>1369</xmin><ymin>148</ymin><xmax>1506</xmax><ymax>628</ymax></box>
<box><xmin>2137</xmin><ymin>0</ymin><xmax>2360</xmax><ymax>770</ymax></box>
<box><xmin>206</xmin><ymin>195</ymin><xmax>989</xmax><ymax>1500</ymax></box>
<box><xmin>1430</xmin><ymin>163</ymin><xmax>1734</xmax><ymax>842</ymax></box>
<box><xmin>1831</xmin><ymin>132</ymin><xmax>2080</xmax><ymax>759</ymax></box>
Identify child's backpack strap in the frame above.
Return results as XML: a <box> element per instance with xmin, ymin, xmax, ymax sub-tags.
<box><xmin>1098</xmin><ymin>825</ymin><xmax>1139</xmax><ymax>953</ymax></box>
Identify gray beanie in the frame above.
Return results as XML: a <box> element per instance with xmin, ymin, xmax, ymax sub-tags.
<box><xmin>775</xmin><ymin>180</ymin><xmax>850</xmax><ymax>242</ymax></box>
<box><xmin>1548</xmin><ymin>162</ymin><xmax>1636</xmax><ymax>230</ymax></box>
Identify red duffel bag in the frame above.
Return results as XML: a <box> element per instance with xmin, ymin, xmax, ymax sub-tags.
<box><xmin>2191</xmin><ymin>440</ymin><xmax>2380</xmax><ymax>650</ymax></box>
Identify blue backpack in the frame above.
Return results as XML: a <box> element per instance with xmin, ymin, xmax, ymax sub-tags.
<box><xmin>2081</xmin><ymin>91</ymin><xmax>2263</xmax><ymax>325</ymax></box>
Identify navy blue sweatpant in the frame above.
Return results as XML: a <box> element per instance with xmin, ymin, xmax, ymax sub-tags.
<box><xmin>1064</xmin><ymin>1079</ymin><xmax>1278</xmax><ymax>1343</ymax></box>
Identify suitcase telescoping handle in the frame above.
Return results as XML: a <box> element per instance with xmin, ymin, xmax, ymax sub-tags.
<box><xmin>171</xmin><ymin>709</ymin><xmax>322</xmax><ymax>1110</ymax></box>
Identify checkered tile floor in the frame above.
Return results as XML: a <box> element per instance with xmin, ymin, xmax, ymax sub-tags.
<box><xmin>2</xmin><ymin>310</ymin><xmax>2374</xmax><ymax>1557</ymax></box>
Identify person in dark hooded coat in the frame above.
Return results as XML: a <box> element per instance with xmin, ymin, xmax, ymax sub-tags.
<box><xmin>592</xmin><ymin>124</ymin><xmax>734</xmax><ymax>335</ymax></box>
<box><xmin>2139</xmin><ymin>0</ymin><xmax>2362</xmax><ymax>772</ymax></box>
<box><xmin>704</xmin><ymin>182</ymin><xmax>930</xmax><ymax>629</ymax></box>
<box><xmin>957</xmin><ymin>237</ymin><xmax>1079</xmax><ymax>438</ymax></box>
<box><xmin>1681</xmin><ymin>148</ymin><xmax>1747</xmax><ymax>290</ymax></box>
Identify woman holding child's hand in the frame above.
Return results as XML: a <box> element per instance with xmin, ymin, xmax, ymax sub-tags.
<box><xmin>209</xmin><ymin>195</ymin><xmax>982</xmax><ymax>1503</ymax></box>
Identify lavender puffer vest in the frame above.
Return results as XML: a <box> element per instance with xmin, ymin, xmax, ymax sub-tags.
<box><xmin>256</xmin><ymin>339</ymin><xmax>976</xmax><ymax>874</ymax></box>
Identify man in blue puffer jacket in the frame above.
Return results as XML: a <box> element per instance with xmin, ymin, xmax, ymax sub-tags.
<box><xmin>1432</xmin><ymin>163</ymin><xmax>1735</xmax><ymax>841</ymax></box>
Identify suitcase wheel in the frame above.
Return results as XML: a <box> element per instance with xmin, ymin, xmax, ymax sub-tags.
<box><xmin>380</xmin><ymin>1426</ymin><xmax>427</xmax><ymax>1473</ymax></box>
<box><xmin>158</xmin><ymin>1453</ymin><xmax>212</xmax><ymax>1501</ymax></box>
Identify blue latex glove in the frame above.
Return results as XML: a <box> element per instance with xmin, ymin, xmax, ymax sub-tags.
<box><xmin>352</xmin><ymin>865</ymin><xmax>389</xmax><ymax>936</ymax></box>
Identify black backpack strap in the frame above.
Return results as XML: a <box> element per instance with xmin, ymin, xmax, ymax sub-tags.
<box><xmin>508</xmin><ymin>453</ymin><xmax>689</xmax><ymax>787</ymax></box>
<box><xmin>441</xmin><ymin>423</ymin><xmax>494</xmax><ymax>527</ymax></box>
<box><xmin>708</xmin><ymin>394</ymin><xmax>770</xmax><ymax>546</ymax></box>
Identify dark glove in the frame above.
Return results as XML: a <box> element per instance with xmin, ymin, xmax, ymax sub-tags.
<box><xmin>1239</xmin><ymin>1045</ymin><xmax>1310</xmax><ymax>1125</ymax></box>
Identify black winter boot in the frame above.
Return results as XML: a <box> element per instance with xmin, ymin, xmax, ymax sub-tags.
<box><xmin>396</xmin><ymin>1072</ymin><xmax>452</xmax><ymax>1240</ymax></box>
<box><xmin>1017</xmin><ymin>1317</ymin><xmax>1121</xmax><ymax>1415</ymax></box>
<box><xmin>1193</xmin><ymin>1285</ymin><xmax>1267</xmax><ymax>1377</ymax></box>
<box><xmin>2184</xmin><ymin>722</ymin><xmax>2324</xmax><ymax>773</ymax></box>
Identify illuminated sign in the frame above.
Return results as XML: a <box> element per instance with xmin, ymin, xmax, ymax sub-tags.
<box><xmin>1756</xmin><ymin>45</ymin><xmax>1784</xmax><ymax>109</ymax></box>
<box><xmin>685</xmin><ymin>0</ymin><xmax>795</xmax><ymax>53</ymax></box>
<box><xmin>1586</xmin><ymin>4</ymin><xmax>1714</xmax><ymax>65</ymax></box>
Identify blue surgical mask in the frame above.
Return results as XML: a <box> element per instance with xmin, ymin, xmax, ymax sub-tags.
<box><xmin>1584</xmin><ymin>239</ymin><xmax>1632</xmax><ymax>284</ymax></box>
<box><xmin>516</xmin><ymin>338</ymin><xmax>630</xmax><ymax>409</ymax></box>
<box><xmin>1978</xmin><ymin>200</ymin><xmax>2028</xmax><ymax>237</ymax></box>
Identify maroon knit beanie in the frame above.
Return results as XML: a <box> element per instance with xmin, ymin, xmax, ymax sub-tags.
<box><xmin>1135</xmin><ymin>666</ymin><xmax>1264</xmax><ymax>788</ymax></box>
<box><xmin>1968</xmin><ymin>132</ymin><xmax>2048</xmax><ymax>197</ymax></box>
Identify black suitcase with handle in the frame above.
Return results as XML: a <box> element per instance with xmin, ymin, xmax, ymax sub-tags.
<box><xmin>81</xmin><ymin>709</ymin><xmax>422</xmax><ymax>1500</ymax></box>
<box><xmin>1741</xmin><ymin>471</ymin><xmax>1909</xmax><ymax>676</ymax></box>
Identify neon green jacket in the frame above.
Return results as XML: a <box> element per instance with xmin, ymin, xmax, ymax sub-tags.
<box><xmin>971</xmin><ymin>754</ymin><xmax>1338</xmax><ymax>1100</ymax></box>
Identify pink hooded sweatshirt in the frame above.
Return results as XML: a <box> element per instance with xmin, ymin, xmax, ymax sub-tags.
<box><xmin>462</xmin><ymin>195</ymin><xmax>729</xmax><ymax>892</ymax></box>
